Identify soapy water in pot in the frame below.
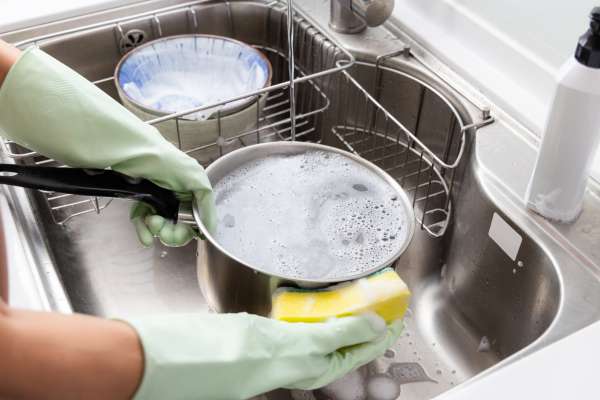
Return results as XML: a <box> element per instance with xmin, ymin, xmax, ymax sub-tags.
<box><xmin>212</xmin><ymin>150</ymin><xmax>410</xmax><ymax>280</ymax></box>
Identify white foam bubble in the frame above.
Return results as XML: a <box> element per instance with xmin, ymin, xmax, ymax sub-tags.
<box><xmin>212</xmin><ymin>150</ymin><xmax>409</xmax><ymax>280</ymax></box>
<box><xmin>321</xmin><ymin>370</ymin><xmax>366</xmax><ymax>400</ymax></box>
<box><xmin>366</xmin><ymin>374</ymin><xmax>400</xmax><ymax>400</ymax></box>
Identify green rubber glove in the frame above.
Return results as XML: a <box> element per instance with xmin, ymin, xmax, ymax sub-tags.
<box><xmin>125</xmin><ymin>313</ymin><xmax>402</xmax><ymax>400</ymax></box>
<box><xmin>0</xmin><ymin>47</ymin><xmax>216</xmax><ymax>246</ymax></box>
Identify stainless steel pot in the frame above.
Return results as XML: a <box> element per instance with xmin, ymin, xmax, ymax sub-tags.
<box><xmin>0</xmin><ymin>142</ymin><xmax>414</xmax><ymax>316</ymax></box>
<box><xmin>194</xmin><ymin>142</ymin><xmax>415</xmax><ymax>315</ymax></box>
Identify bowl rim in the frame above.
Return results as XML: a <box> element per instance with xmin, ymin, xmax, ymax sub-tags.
<box><xmin>114</xmin><ymin>34</ymin><xmax>273</xmax><ymax>120</ymax></box>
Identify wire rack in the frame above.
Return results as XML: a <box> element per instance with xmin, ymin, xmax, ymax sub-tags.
<box><xmin>1</xmin><ymin>0</ymin><xmax>351</xmax><ymax>225</ymax></box>
<box><xmin>332</xmin><ymin>56</ymin><xmax>493</xmax><ymax>237</ymax></box>
<box><xmin>1</xmin><ymin>1</ymin><xmax>494</xmax><ymax>236</ymax></box>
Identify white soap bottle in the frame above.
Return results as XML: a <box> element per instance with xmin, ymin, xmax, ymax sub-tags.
<box><xmin>526</xmin><ymin>7</ymin><xmax>600</xmax><ymax>222</ymax></box>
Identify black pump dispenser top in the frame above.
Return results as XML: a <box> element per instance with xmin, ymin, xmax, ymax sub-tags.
<box><xmin>575</xmin><ymin>7</ymin><xmax>600</xmax><ymax>68</ymax></box>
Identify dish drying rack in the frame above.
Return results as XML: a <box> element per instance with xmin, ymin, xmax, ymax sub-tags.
<box><xmin>331</xmin><ymin>54</ymin><xmax>493</xmax><ymax>237</ymax></box>
<box><xmin>0</xmin><ymin>0</ymin><xmax>493</xmax><ymax>237</ymax></box>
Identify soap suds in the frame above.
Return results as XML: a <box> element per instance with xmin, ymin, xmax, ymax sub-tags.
<box><xmin>321</xmin><ymin>370</ymin><xmax>366</xmax><ymax>400</ymax></box>
<box><xmin>213</xmin><ymin>151</ymin><xmax>409</xmax><ymax>280</ymax></box>
<box><xmin>366</xmin><ymin>374</ymin><xmax>400</xmax><ymax>400</ymax></box>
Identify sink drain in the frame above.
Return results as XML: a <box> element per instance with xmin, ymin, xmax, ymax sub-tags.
<box><xmin>119</xmin><ymin>29</ymin><xmax>146</xmax><ymax>54</ymax></box>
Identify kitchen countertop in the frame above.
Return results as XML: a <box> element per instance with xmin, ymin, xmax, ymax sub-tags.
<box><xmin>2</xmin><ymin>1</ymin><xmax>600</xmax><ymax>399</ymax></box>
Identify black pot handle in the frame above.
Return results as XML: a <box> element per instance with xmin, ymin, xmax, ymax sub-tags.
<box><xmin>0</xmin><ymin>164</ymin><xmax>180</xmax><ymax>221</ymax></box>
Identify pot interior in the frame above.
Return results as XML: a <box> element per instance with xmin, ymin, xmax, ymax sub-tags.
<box><xmin>196</xmin><ymin>142</ymin><xmax>416</xmax><ymax>284</ymax></box>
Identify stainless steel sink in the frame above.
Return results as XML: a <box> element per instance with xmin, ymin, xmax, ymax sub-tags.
<box><xmin>3</xmin><ymin>1</ymin><xmax>600</xmax><ymax>400</ymax></box>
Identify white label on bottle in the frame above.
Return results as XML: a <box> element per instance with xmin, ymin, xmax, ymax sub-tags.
<box><xmin>488</xmin><ymin>212</ymin><xmax>522</xmax><ymax>261</ymax></box>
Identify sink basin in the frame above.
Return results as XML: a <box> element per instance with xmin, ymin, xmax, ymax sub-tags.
<box><xmin>2</xmin><ymin>1</ymin><xmax>600</xmax><ymax>400</ymax></box>
<box><xmin>313</xmin><ymin>61</ymin><xmax>561</xmax><ymax>398</ymax></box>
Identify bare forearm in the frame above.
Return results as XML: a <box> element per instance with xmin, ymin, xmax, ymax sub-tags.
<box><xmin>0</xmin><ymin>40</ymin><xmax>21</xmax><ymax>86</ymax></box>
<box><xmin>0</xmin><ymin>304</ymin><xmax>143</xmax><ymax>400</ymax></box>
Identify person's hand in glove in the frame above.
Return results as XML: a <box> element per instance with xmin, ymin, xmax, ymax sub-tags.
<box><xmin>127</xmin><ymin>313</ymin><xmax>402</xmax><ymax>400</ymax></box>
<box><xmin>0</xmin><ymin>305</ymin><xmax>401</xmax><ymax>400</ymax></box>
<box><xmin>0</xmin><ymin>44</ymin><xmax>215</xmax><ymax>246</ymax></box>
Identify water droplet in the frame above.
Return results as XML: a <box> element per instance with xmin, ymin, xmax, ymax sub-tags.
<box><xmin>366</xmin><ymin>375</ymin><xmax>400</xmax><ymax>400</ymax></box>
<box><xmin>478</xmin><ymin>336</ymin><xmax>491</xmax><ymax>352</ymax></box>
<box><xmin>384</xmin><ymin>349</ymin><xmax>396</xmax><ymax>358</ymax></box>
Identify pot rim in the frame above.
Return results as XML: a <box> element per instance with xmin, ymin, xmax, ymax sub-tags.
<box><xmin>195</xmin><ymin>141</ymin><xmax>416</xmax><ymax>284</ymax></box>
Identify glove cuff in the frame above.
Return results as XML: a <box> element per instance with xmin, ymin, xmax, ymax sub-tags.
<box><xmin>117</xmin><ymin>318</ymin><xmax>162</xmax><ymax>400</ymax></box>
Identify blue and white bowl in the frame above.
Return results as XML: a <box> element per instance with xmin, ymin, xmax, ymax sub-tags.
<box><xmin>115</xmin><ymin>35</ymin><xmax>272</xmax><ymax>163</ymax></box>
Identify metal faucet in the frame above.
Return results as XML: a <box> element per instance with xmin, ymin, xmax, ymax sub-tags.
<box><xmin>329</xmin><ymin>0</ymin><xmax>395</xmax><ymax>34</ymax></box>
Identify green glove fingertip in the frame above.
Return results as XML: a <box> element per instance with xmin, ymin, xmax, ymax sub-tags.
<box><xmin>288</xmin><ymin>319</ymin><xmax>404</xmax><ymax>391</ymax></box>
<box><xmin>130</xmin><ymin>202</ymin><xmax>153</xmax><ymax>220</ymax></box>
<box><xmin>145</xmin><ymin>215</ymin><xmax>167</xmax><ymax>236</ymax></box>
<box><xmin>305</xmin><ymin>315</ymin><xmax>384</xmax><ymax>353</ymax></box>
<box><xmin>388</xmin><ymin>319</ymin><xmax>404</xmax><ymax>338</ymax></box>
<box><xmin>132</xmin><ymin>218</ymin><xmax>154</xmax><ymax>247</ymax></box>
<box><xmin>169</xmin><ymin>223</ymin><xmax>195</xmax><ymax>247</ymax></box>
<box><xmin>155</xmin><ymin>222</ymin><xmax>192</xmax><ymax>247</ymax></box>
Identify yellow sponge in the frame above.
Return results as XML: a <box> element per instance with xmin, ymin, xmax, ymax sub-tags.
<box><xmin>271</xmin><ymin>268</ymin><xmax>411</xmax><ymax>323</ymax></box>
